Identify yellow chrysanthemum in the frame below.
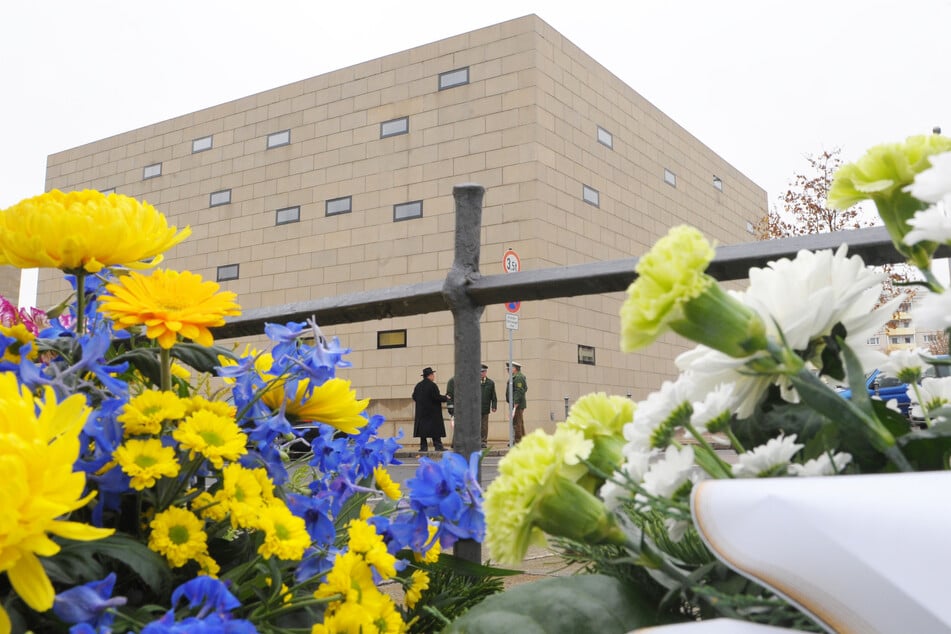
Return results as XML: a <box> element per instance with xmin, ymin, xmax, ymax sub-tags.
<box><xmin>118</xmin><ymin>390</ymin><xmax>187</xmax><ymax>436</ymax></box>
<box><xmin>413</xmin><ymin>524</ymin><xmax>441</xmax><ymax>564</ymax></box>
<box><xmin>191</xmin><ymin>491</ymin><xmax>226</xmax><ymax>522</ymax></box>
<box><xmin>261</xmin><ymin>377</ymin><xmax>369</xmax><ymax>435</ymax></box>
<box><xmin>256</xmin><ymin>501</ymin><xmax>311</xmax><ymax>561</ymax></box>
<box><xmin>148</xmin><ymin>506</ymin><xmax>211</xmax><ymax>568</ymax></box>
<box><xmin>405</xmin><ymin>569</ymin><xmax>430</xmax><ymax>610</ymax></box>
<box><xmin>172</xmin><ymin>409</ymin><xmax>247</xmax><ymax>469</ymax></box>
<box><xmin>0</xmin><ymin>374</ymin><xmax>113</xmax><ymax>614</ymax></box>
<box><xmin>181</xmin><ymin>395</ymin><xmax>236</xmax><ymax>419</ymax></box>
<box><xmin>346</xmin><ymin>519</ymin><xmax>397</xmax><ymax>580</ymax></box>
<box><xmin>99</xmin><ymin>268</ymin><xmax>241</xmax><ymax>349</ymax></box>
<box><xmin>0</xmin><ymin>189</ymin><xmax>190</xmax><ymax>272</ymax></box>
<box><xmin>113</xmin><ymin>438</ymin><xmax>181</xmax><ymax>490</ymax></box>
<box><xmin>373</xmin><ymin>466</ymin><xmax>402</xmax><ymax>500</ymax></box>
<box><xmin>170</xmin><ymin>360</ymin><xmax>192</xmax><ymax>381</ymax></box>
<box><xmin>215</xmin><ymin>464</ymin><xmax>268</xmax><ymax>529</ymax></box>
<box><xmin>314</xmin><ymin>550</ymin><xmax>377</xmax><ymax>603</ymax></box>
<box><xmin>0</xmin><ymin>323</ymin><xmax>38</xmax><ymax>364</ymax></box>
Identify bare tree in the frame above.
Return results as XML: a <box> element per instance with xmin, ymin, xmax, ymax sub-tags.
<box><xmin>754</xmin><ymin>148</ymin><xmax>916</xmax><ymax>309</ymax></box>
<box><xmin>927</xmin><ymin>330</ymin><xmax>949</xmax><ymax>357</ymax></box>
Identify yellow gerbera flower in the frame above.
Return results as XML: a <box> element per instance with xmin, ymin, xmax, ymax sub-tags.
<box><xmin>256</xmin><ymin>501</ymin><xmax>311</xmax><ymax>561</ymax></box>
<box><xmin>405</xmin><ymin>569</ymin><xmax>430</xmax><ymax>609</ymax></box>
<box><xmin>172</xmin><ymin>410</ymin><xmax>247</xmax><ymax>469</ymax></box>
<box><xmin>0</xmin><ymin>374</ymin><xmax>113</xmax><ymax>614</ymax></box>
<box><xmin>113</xmin><ymin>438</ymin><xmax>181</xmax><ymax>490</ymax></box>
<box><xmin>260</xmin><ymin>377</ymin><xmax>369</xmax><ymax>435</ymax></box>
<box><xmin>0</xmin><ymin>189</ymin><xmax>190</xmax><ymax>272</ymax></box>
<box><xmin>118</xmin><ymin>390</ymin><xmax>187</xmax><ymax>436</ymax></box>
<box><xmin>373</xmin><ymin>466</ymin><xmax>402</xmax><ymax>500</ymax></box>
<box><xmin>99</xmin><ymin>268</ymin><xmax>241</xmax><ymax>349</ymax></box>
<box><xmin>148</xmin><ymin>506</ymin><xmax>212</xmax><ymax>568</ymax></box>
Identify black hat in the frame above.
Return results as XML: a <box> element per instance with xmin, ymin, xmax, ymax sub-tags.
<box><xmin>421</xmin><ymin>367</ymin><xmax>435</xmax><ymax>376</ymax></box>
<box><xmin>480</xmin><ymin>364</ymin><xmax>488</xmax><ymax>371</ymax></box>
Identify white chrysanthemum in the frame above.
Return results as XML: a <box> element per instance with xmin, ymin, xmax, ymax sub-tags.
<box><xmin>909</xmin><ymin>376</ymin><xmax>951</xmax><ymax>422</ymax></box>
<box><xmin>678</xmin><ymin>246</ymin><xmax>894</xmax><ymax>418</ymax></box>
<box><xmin>732</xmin><ymin>434</ymin><xmax>804</xmax><ymax>477</ymax></box>
<box><xmin>665</xmin><ymin>518</ymin><xmax>690</xmax><ymax>543</ymax></box>
<box><xmin>623</xmin><ymin>376</ymin><xmax>697</xmax><ymax>449</ymax></box>
<box><xmin>913</xmin><ymin>291</ymin><xmax>951</xmax><ymax>331</ymax></box>
<box><xmin>641</xmin><ymin>445</ymin><xmax>697</xmax><ymax>499</ymax></box>
<box><xmin>880</xmin><ymin>348</ymin><xmax>928</xmax><ymax>383</ymax></box>
<box><xmin>789</xmin><ymin>451</ymin><xmax>852</xmax><ymax>477</ymax></box>
<box><xmin>690</xmin><ymin>383</ymin><xmax>735</xmax><ymax>432</ymax></box>
<box><xmin>905</xmin><ymin>202</ymin><xmax>951</xmax><ymax>246</ymax></box>
<box><xmin>600</xmin><ymin>449</ymin><xmax>651</xmax><ymax>510</ymax></box>
<box><xmin>906</xmin><ymin>151</ymin><xmax>951</xmax><ymax>204</ymax></box>
<box><xmin>743</xmin><ymin>245</ymin><xmax>889</xmax><ymax>352</ymax></box>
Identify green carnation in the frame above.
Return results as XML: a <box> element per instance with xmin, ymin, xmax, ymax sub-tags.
<box><xmin>620</xmin><ymin>225</ymin><xmax>715</xmax><ymax>352</ymax></box>
<box><xmin>620</xmin><ymin>225</ymin><xmax>767</xmax><ymax>358</ymax></box>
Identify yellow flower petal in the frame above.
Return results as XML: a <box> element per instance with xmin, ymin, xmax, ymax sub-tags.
<box><xmin>7</xmin><ymin>551</ymin><xmax>55</xmax><ymax>611</ymax></box>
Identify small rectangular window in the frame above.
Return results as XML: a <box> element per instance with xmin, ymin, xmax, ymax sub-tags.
<box><xmin>597</xmin><ymin>126</ymin><xmax>613</xmax><ymax>148</ymax></box>
<box><xmin>867</xmin><ymin>337</ymin><xmax>880</xmax><ymax>345</ymax></box>
<box><xmin>216</xmin><ymin>264</ymin><xmax>239</xmax><ymax>282</ymax></box>
<box><xmin>143</xmin><ymin>163</ymin><xmax>162</xmax><ymax>179</ymax></box>
<box><xmin>209</xmin><ymin>189</ymin><xmax>232</xmax><ymax>207</ymax></box>
<box><xmin>377</xmin><ymin>329</ymin><xmax>407</xmax><ymax>349</ymax></box>
<box><xmin>664</xmin><ymin>168</ymin><xmax>677</xmax><ymax>187</ymax></box>
<box><xmin>275</xmin><ymin>206</ymin><xmax>300</xmax><ymax>225</ymax></box>
<box><xmin>582</xmin><ymin>185</ymin><xmax>600</xmax><ymax>207</ymax></box>
<box><xmin>578</xmin><ymin>345</ymin><xmax>596</xmax><ymax>366</ymax></box>
<box><xmin>192</xmin><ymin>135</ymin><xmax>213</xmax><ymax>153</ymax></box>
<box><xmin>713</xmin><ymin>175</ymin><xmax>723</xmax><ymax>191</ymax></box>
<box><xmin>393</xmin><ymin>200</ymin><xmax>422</xmax><ymax>222</ymax></box>
<box><xmin>267</xmin><ymin>129</ymin><xmax>291</xmax><ymax>149</ymax></box>
<box><xmin>438</xmin><ymin>67</ymin><xmax>469</xmax><ymax>90</ymax></box>
<box><xmin>325</xmin><ymin>196</ymin><xmax>352</xmax><ymax>216</ymax></box>
<box><xmin>100</xmin><ymin>187</ymin><xmax>116</xmax><ymax>195</ymax></box>
<box><xmin>380</xmin><ymin>117</ymin><xmax>409</xmax><ymax>138</ymax></box>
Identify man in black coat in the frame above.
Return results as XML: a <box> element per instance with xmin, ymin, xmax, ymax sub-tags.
<box><xmin>412</xmin><ymin>367</ymin><xmax>448</xmax><ymax>451</ymax></box>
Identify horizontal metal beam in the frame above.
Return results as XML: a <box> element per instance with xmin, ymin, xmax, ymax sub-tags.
<box><xmin>212</xmin><ymin>226</ymin><xmax>937</xmax><ymax>339</ymax></box>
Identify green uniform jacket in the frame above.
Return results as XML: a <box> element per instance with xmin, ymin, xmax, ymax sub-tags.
<box><xmin>505</xmin><ymin>371</ymin><xmax>527</xmax><ymax>409</ymax></box>
<box><xmin>446</xmin><ymin>377</ymin><xmax>499</xmax><ymax>415</ymax></box>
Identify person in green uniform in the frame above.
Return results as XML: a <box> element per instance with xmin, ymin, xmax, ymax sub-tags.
<box><xmin>505</xmin><ymin>361</ymin><xmax>527</xmax><ymax>444</ymax></box>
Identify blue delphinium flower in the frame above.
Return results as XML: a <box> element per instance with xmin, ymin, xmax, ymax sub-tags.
<box><xmin>405</xmin><ymin>452</ymin><xmax>485</xmax><ymax>547</ymax></box>
<box><xmin>286</xmin><ymin>492</ymin><xmax>335</xmax><ymax>546</ymax></box>
<box><xmin>142</xmin><ymin>577</ymin><xmax>257</xmax><ymax>633</ymax></box>
<box><xmin>53</xmin><ymin>573</ymin><xmax>127</xmax><ymax>630</ymax></box>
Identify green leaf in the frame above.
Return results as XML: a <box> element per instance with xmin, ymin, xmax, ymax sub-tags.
<box><xmin>111</xmin><ymin>347</ymin><xmax>162</xmax><ymax>386</ymax></box>
<box><xmin>444</xmin><ymin>574</ymin><xmax>666</xmax><ymax>633</ymax></box>
<box><xmin>172</xmin><ymin>342</ymin><xmax>237</xmax><ymax>373</ymax></box>
<box><xmin>59</xmin><ymin>533</ymin><xmax>174</xmax><ymax>597</ymax></box>
<box><xmin>430</xmin><ymin>553</ymin><xmax>523</xmax><ymax>578</ymax></box>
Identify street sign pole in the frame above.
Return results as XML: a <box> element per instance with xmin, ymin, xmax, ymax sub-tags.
<box><xmin>502</xmin><ymin>248</ymin><xmax>520</xmax><ymax>447</ymax></box>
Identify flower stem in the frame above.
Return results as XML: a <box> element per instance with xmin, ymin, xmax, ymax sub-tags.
<box><xmin>74</xmin><ymin>271</ymin><xmax>86</xmax><ymax>334</ymax></box>
<box><xmin>683</xmin><ymin>422</ymin><xmax>734</xmax><ymax>479</ymax></box>
<box><xmin>160</xmin><ymin>347</ymin><xmax>172</xmax><ymax>392</ymax></box>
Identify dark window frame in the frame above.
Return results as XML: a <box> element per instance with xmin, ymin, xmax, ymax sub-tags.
<box><xmin>266</xmin><ymin>129</ymin><xmax>291</xmax><ymax>149</ymax></box>
<box><xmin>216</xmin><ymin>264</ymin><xmax>240</xmax><ymax>282</ymax></box>
<box><xmin>393</xmin><ymin>200</ymin><xmax>423</xmax><ymax>222</ymax></box>
<box><xmin>325</xmin><ymin>196</ymin><xmax>353</xmax><ymax>217</ymax></box>
<box><xmin>209</xmin><ymin>189</ymin><xmax>232</xmax><ymax>207</ymax></box>
<box><xmin>578</xmin><ymin>345</ymin><xmax>596</xmax><ymax>366</ymax></box>
<box><xmin>377</xmin><ymin>329</ymin><xmax>407</xmax><ymax>349</ymax></box>
<box><xmin>438</xmin><ymin>67</ymin><xmax>470</xmax><ymax>90</ymax></box>
<box><xmin>275</xmin><ymin>206</ymin><xmax>301</xmax><ymax>225</ymax></box>
<box><xmin>380</xmin><ymin>117</ymin><xmax>409</xmax><ymax>138</ymax></box>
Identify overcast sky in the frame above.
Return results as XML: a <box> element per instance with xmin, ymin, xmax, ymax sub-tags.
<box><xmin>3</xmin><ymin>0</ymin><xmax>950</xmax><ymax>297</ymax></box>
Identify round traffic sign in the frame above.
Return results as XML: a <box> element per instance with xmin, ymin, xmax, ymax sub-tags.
<box><xmin>505</xmin><ymin>301</ymin><xmax>521</xmax><ymax>314</ymax></box>
<box><xmin>502</xmin><ymin>249</ymin><xmax>521</xmax><ymax>273</ymax></box>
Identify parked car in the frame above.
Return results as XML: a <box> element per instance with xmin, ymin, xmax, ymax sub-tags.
<box><xmin>838</xmin><ymin>359</ymin><xmax>951</xmax><ymax>420</ymax></box>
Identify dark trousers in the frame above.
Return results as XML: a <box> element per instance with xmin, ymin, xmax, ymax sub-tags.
<box><xmin>419</xmin><ymin>437</ymin><xmax>444</xmax><ymax>451</ymax></box>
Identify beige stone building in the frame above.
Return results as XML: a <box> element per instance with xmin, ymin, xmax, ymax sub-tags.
<box><xmin>0</xmin><ymin>267</ymin><xmax>18</xmax><ymax>304</ymax></box>
<box><xmin>40</xmin><ymin>14</ymin><xmax>765</xmax><ymax>442</ymax></box>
